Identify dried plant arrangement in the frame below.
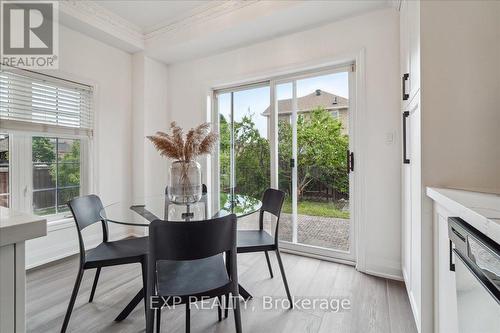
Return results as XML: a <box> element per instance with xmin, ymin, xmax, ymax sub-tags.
<box><xmin>147</xmin><ymin>122</ymin><xmax>218</xmax><ymax>204</ymax></box>
<box><xmin>147</xmin><ymin>122</ymin><xmax>218</xmax><ymax>162</ymax></box>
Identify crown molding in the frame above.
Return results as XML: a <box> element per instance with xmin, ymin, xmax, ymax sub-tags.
<box><xmin>144</xmin><ymin>0</ymin><xmax>260</xmax><ymax>40</ymax></box>
<box><xmin>59</xmin><ymin>0</ymin><xmax>263</xmax><ymax>50</ymax></box>
<box><xmin>59</xmin><ymin>0</ymin><xmax>144</xmax><ymax>50</ymax></box>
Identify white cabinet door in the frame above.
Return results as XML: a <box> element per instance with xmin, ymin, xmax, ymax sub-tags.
<box><xmin>407</xmin><ymin>0</ymin><xmax>420</xmax><ymax>100</ymax></box>
<box><xmin>400</xmin><ymin>0</ymin><xmax>420</xmax><ymax>107</ymax></box>
<box><xmin>402</xmin><ymin>163</ymin><xmax>411</xmax><ymax>284</ymax></box>
<box><xmin>402</xmin><ymin>111</ymin><xmax>412</xmax><ymax>286</ymax></box>
<box><xmin>402</xmin><ymin>92</ymin><xmax>422</xmax><ymax>331</ymax></box>
<box><xmin>409</xmin><ymin>96</ymin><xmax>421</xmax><ymax>330</ymax></box>
<box><xmin>400</xmin><ymin>0</ymin><xmax>410</xmax><ymax>107</ymax></box>
<box><xmin>434</xmin><ymin>206</ymin><xmax>459</xmax><ymax>333</ymax></box>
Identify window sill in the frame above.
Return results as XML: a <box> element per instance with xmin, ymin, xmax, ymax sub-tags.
<box><xmin>47</xmin><ymin>217</ymin><xmax>75</xmax><ymax>232</ymax></box>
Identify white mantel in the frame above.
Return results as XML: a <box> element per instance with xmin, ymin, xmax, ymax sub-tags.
<box><xmin>0</xmin><ymin>208</ymin><xmax>46</xmax><ymax>333</ymax></box>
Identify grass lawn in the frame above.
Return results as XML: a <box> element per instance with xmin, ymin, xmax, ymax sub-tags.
<box><xmin>282</xmin><ymin>200</ymin><xmax>350</xmax><ymax>219</ymax></box>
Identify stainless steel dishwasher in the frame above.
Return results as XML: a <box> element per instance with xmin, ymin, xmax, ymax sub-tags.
<box><xmin>448</xmin><ymin>217</ymin><xmax>500</xmax><ymax>333</ymax></box>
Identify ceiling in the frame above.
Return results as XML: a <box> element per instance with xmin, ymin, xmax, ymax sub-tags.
<box><xmin>96</xmin><ymin>0</ymin><xmax>214</xmax><ymax>34</ymax></box>
<box><xmin>60</xmin><ymin>0</ymin><xmax>393</xmax><ymax>64</ymax></box>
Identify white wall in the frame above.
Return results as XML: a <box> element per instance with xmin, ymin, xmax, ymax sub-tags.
<box><xmin>131</xmin><ymin>52</ymin><xmax>169</xmax><ymax>230</ymax></box>
<box><xmin>27</xmin><ymin>25</ymin><xmax>133</xmax><ymax>267</ymax></box>
<box><xmin>421</xmin><ymin>1</ymin><xmax>500</xmax><ymax>193</ymax></box>
<box><xmin>418</xmin><ymin>4</ymin><xmax>500</xmax><ymax>330</ymax></box>
<box><xmin>166</xmin><ymin>8</ymin><xmax>402</xmax><ymax>278</ymax></box>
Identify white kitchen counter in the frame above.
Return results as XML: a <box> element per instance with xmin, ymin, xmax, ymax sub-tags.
<box><xmin>0</xmin><ymin>207</ymin><xmax>46</xmax><ymax>333</ymax></box>
<box><xmin>427</xmin><ymin>187</ymin><xmax>500</xmax><ymax>332</ymax></box>
<box><xmin>426</xmin><ymin>187</ymin><xmax>500</xmax><ymax>244</ymax></box>
<box><xmin>0</xmin><ymin>207</ymin><xmax>47</xmax><ymax>246</ymax></box>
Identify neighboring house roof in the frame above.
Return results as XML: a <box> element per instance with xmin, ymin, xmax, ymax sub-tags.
<box><xmin>262</xmin><ymin>89</ymin><xmax>348</xmax><ymax>116</ymax></box>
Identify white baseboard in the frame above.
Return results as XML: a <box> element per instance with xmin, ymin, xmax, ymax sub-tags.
<box><xmin>280</xmin><ymin>248</ymin><xmax>356</xmax><ymax>266</ymax></box>
<box><xmin>364</xmin><ymin>268</ymin><xmax>404</xmax><ymax>281</ymax></box>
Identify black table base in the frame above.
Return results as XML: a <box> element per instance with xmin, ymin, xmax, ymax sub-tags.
<box><xmin>115</xmin><ymin>289</ymin><xmax>144</xmax><ymax>321</ymax></box>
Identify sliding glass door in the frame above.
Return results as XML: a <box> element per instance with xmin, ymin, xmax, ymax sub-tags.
<box><xmin>214</xmin><ymin>64</ymin><xmax>355</xmax><ymax>260</ymax></box>
<box><xmin>275</xmin><ymin>69</ymin><xmax>354</xmax><ymax>260</ymax></box>
<box><xmin>215</xmin><ymin>84</ymin><xmax>271</xmax><ymax>198</ymax></box>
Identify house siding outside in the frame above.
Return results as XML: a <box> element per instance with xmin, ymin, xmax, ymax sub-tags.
<box><xmin>262</xmin><ymin>89</ymin><xmax>349</xmax><ymax>135</ymax></box>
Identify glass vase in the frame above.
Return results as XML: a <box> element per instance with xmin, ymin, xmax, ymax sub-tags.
<box><xmin>168</xmin><ymin>160</ymin><xmax>202</xmax><ymax>204</ymax></box>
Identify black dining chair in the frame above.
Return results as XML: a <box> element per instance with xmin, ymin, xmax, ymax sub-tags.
<box><xmin>61</xmin><ymin>194</ymin><xmax>149</xmax><ymax>333</ymax></box>
<box><xmin>147</xmin><ymin>214</ymin><xmax>242</xmax><ymax>333</ymax></box>
<box><xmin>236</xmin><ymin>188</ymin><xmax>293</xmax><ymax>307</ymax></box>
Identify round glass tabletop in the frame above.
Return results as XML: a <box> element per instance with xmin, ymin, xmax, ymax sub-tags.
<box><xmin>101</xmin><ymin>191</ymin><xmax>262</xmax><ymax>226</ymax></box>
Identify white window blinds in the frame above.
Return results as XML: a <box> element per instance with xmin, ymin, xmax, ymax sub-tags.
<box><xmin>0</xmin><ymin>67</ymin><xmax>93</xmax><ymax>136</ymax></box>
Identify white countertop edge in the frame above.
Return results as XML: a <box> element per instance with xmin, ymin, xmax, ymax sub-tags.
<box><xmin>426</xmin><ymin>187</ymin><xmax>500</xmax><ymax>245</ymax></box>
<box><xmin>0</xmin><ymin>208</ymin><xmax>47</xmax><ymax>246</ymax></box>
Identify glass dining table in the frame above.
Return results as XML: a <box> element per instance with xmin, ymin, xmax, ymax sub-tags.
<box><xmin>100</xmin><ymin>191</ymin><xmax>262</xmax><ymax>322</ymax></box>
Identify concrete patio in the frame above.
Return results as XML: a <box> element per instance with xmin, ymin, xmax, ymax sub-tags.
<box><xmin>238</xmin><ymin>213</ymin><xmax>350</xmax><ymax>252</ymax></box>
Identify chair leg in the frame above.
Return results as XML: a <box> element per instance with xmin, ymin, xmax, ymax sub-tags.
<box><xmin>88</xmin><ymin>267</ymin><xmax>101</xmax><ymax>302</ymax></box>
<box><xmin>232</xmin><ymin>293</ymin><xmax>243</xmax><ymax>333</ymax></box>
<box><xmin>142</xmin><ymin>260</ymin><xmax>154</xmax><ymax>333</ymax></box>
<box><xmin>217</xmin><ymin>296</ymin><xmax>222</xmax><ymax>322</ymax></box>
<box><xmin>224</xmin><ymin>294</ymin><xmax>229</xmax><ymax>318</ymax></box>
<box><xmin>275</xmin><ymin>249</ymin><xmax>293</xmax><ymax>309</ymax></box>
<box><xmin>156</xmin><ymin>309</ymin><xmax>161</xmax><ymax>333</ymax></box>
<box><xmin>186</xmin><ymin>303</ymin><xmax>191</xmax><ymax>333</ymax></box>
<box><xmin>61</xmin><ymin>268</ymin><xmax>84</xmax><ymax>333</ymax></box>
<box><xmin>264</xmin><ymin>251</ymin><xmax>274</xmax><ymax>278</ymax></box>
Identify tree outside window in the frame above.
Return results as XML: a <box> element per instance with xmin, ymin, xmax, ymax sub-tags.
<box><xmin>32</xmin><ymin>137</ymin><xmax>81</xmax><ymax>216</ymax></box>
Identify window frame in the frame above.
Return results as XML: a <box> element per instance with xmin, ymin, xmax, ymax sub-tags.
<box><xmin>0</xmin><ymin>67</ymin><xmax>94</xmax><ymax>223</ymax></box>
<box><xmin>0</xmin><ymin>133</ymin><xmax>11</xmax><ymax>208</ymax></box>
<box><xmin>1</xmin><ymin>130</ymin><xmax>92</xmax><ymax>222</ymax></box>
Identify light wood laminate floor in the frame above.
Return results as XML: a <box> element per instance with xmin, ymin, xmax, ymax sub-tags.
<box><xmin>27</xmin><ymin>252</ymin><xmax>417</xmax><ymax>333</ymax></box>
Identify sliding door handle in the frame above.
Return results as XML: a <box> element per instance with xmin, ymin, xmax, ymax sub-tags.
<box><xmin>402</xmin><ymin>73</ymin><xmax>410</xmax><ymax>101</ymax></box>
<box><xmin>346</xmin><ymin>150</ymin><xmax>354</xmax><ymax>173</ymax></box>
<box><xmin>402</xmin><ymin>111</ymin><xmax>410</xmax><ymax>164</ymax></box>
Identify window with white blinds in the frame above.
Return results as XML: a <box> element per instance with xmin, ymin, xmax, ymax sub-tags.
<box><xmin>0</xmin><ymin>67</ymin><xmax>93</xmax><ymax>136</ymax></box>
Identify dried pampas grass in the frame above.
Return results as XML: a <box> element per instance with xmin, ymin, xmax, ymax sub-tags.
<box><xmin>147</xmin><ymin>122</ymin><xmax>218</xmax><ymax>161</ymax></box>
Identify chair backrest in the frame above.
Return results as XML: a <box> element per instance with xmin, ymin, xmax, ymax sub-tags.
<box><xmin>260</xmin><ymin>188</ymin><xmax>286</xmax><ymax>217</ymax></box>
<box><xmin>67</xmin><ymin>195</ymin><xmax>109</xmax><ymax>260</ymax></box>
<box><xmin>259</xmin><ymin>188</ymin><xmax>286</xmax><ymax>242</ymax></box>
<box><xmin>149</xmin><ymin>214</ymin><xmax>236</xmax><ymax>262</ymax></box>
<box><xmin>147</xmin><ymin>214</ymin><xmax>238</xmax><ymax>299</ymax></box>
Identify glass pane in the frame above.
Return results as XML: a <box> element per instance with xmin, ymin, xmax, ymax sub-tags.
<box><xmin>277</xmin><ymin>83</ymin><xmax>293</xmax><ymax>243</ymax></box>
<box><xmin>295</xmin><ymin>72</ymin><xmax>350</xmax><ymax>251</ymax></box>
<box><xmin>32</xmin><ymin>137</ymin><xmax>81</xmax><ymax>215</ymax></box>
<box><xmin>57</xmin><ymin>187</ymin><xmax>79</xmax><ymax>213</ymax></box>
<box><xmin>0</xmin><ymin>134</ymin><xmax>9</xmax><ymax>208</ymax></box>
<box><xmin>218</xmin><ymin>93</ymin><xmax>231</xmax><ymax>195</ymax></box>
<box><xmin>33</xmin><ymin>163</ymin><xmax>56</xmax><ymax>189</ymax></box>
<box><xmin>33</xmin><ymin>189</ymin><xmax>56</xmax><ymax>215</ymax></box>
<box><xmin>57</xmin><ymin>139</ymin><xmax>80</xmax><ymax>187</ymax></box>
<box><xmin>32</xmin><ymin>137</ymin><xmax>57</xmax><ymax>163</ymax></box>
<box><xmin>233</xmin><ymin>86</ymin><xmax>270</xmax><ymax>198</ymax></box>
<box><xmin>32</xmin><ymin>137</ymin><xmax>56</xmax><ymax>215</ymax></box>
